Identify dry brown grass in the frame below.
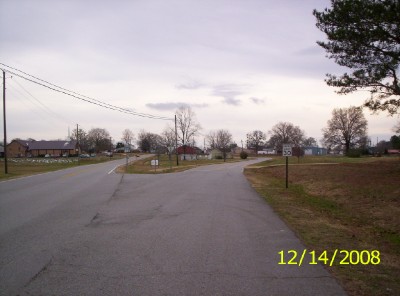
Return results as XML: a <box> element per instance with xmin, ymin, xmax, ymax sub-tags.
<box><xmin>0</xmin><ymin>155</ymin><xmax>125</xmax><ymax>180</ymax></box>
<box><xmin>244</xmin><ymin>157</ymin><xmax>400</xmax><ymax>296</ymax></box>
<box><xmin>117</xmin><ymin>154</ymin><xmax>242</xmax><ymax>174</ymax></box>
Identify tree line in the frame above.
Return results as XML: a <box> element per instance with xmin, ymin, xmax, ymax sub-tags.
<box><xmin>65</xmin><ymin>105</ymin><xmax>398</xmax><ymax>158</ymax></box>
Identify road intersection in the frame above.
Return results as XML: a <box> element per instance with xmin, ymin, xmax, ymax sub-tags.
<box><xmin>0</xmin><ymin>157</ymin><xmax>346</xmax><ymax>295</ymax></box>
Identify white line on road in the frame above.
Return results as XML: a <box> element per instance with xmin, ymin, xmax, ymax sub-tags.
<box><xmin>108</xmin><ymin>165</ymin><xmax>119</xmax><ymax>175</ymax></box>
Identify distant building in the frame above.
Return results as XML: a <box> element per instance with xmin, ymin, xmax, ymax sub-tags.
<box><xmin>28</xmin><ymin>140</ymin><xmax>79</xmax><ymax>157</ymax></box>
<box><xmin>6</xmin><ymin>140</ymin><xmax>79</xmax><ymax>157</ymax></box>
<box><xmin>387</xmin><ymin>149</ymin><xmax>400</xmax><ymax>155</ymax></box>
<box><xmin>6</xmin><ymin>139</ymin><xmax>30</xmax><ymax>157</ymax></box>
<box><xmin>304</xmin><ymin>146</ymin><xmax>327</xmax><ymax>156</ymax></box>
<box><xmin>257</xmin><ymin>148</ymin><xmax>276</xmax><ymax>155</ymax></box>
<box><xmin>206</xmin><ymin>149</ymin><xmax>233</xmax><ymax>160</ymax></box>
<box><xmin>232</xmin><ymin>147</ymin><xmax>255</xmax><ymax>155</ymax></box>
<box><xmin>177</xmin><ymin>145</ymin><xmax>198</xmax><ymax>160</ymax></box>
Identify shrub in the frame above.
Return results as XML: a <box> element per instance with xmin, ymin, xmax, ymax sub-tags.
<box><xmin>240</xmin><ymin>151</ymin><xmax>248</xmax><ymax>159</ymax></box>
<box><xmin>346</xmin><ymin>149</ymin><xmax>362</xmax><ymax>158</ymax></box>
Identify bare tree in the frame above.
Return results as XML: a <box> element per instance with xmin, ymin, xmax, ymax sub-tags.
<box><xmin>268</xmin><ymin>122</ymin><xmax>305</xmax><ymax>151</ymax></box>
<box><xmin>322</xmin><ymin>106</ymin><xmax>368</xmax><ymax>154</ymax></box>
<box><xmin>161</xmin><ymin>127</ymin><xmax>176</xmax><ymax>160</ymax></box>
<box><xmin>70</xmin><ymin>127</ymin><xmax>89</xmax><ymax>153</ymax></box>
<box><xmin>216</xmin><ymin>129</ymin><xmax>233</xmax><ymax>162</ymax></box>
<box><xmin>246</xmin><ymin>130</ymin><xmax>266</xmax><ymax>152</ymax></box>
<box><xmin>206</xmin><ymin>130</ymin><xmax>218</xmax><ymax>149</ymax></box>
<box><xmin>87</xmin><ymin>128</ymin><xmax>111</xmax><ymax>152</ymax></box>
<box><xmin>175</xmin><ymin>106</ymin><xmax>201</xmax><ymax>160</ymax></box>
<box><xmin>303</xmin><ymin>137</ymin><xmax>317</xmax><ymax>147</ymax></box>
<box><xmin>137</xmin><ymin>130</ymin><xmax>162</xmax><ymax>153</ymax></box>
<box><xmin>207</xmin><ymin>129</ymin><xmax>233</xmax><ymax>161</ymax></box>
<box><xmin>121</xmin><ymin>129</ymin><xmax>134</xmax><ymax>148</ymax></box>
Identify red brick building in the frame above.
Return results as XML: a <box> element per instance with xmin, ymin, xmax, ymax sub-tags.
<box><xmin>6</xmin><ymin>140</ymin><xmax>79</xmax><ymax>157</ymax></box>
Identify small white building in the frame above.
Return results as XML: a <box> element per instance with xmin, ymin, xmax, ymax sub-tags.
<box><xmin>304</xmin><ymin>146</ymin><xmax>328</xmax><ymax>156</ymax></box>
<box><xmin>257</xmin><ymin>148</ymin><xmax>276</xmax><ymax>155</ymax></box>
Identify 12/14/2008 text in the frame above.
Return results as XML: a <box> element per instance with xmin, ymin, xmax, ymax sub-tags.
<box><xmin>278</xmin><ymin>250</ymin><xmax>380</xmax><ymax>266</ymax></box>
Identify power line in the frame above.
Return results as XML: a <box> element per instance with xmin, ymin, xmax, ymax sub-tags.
<box><xmin>8</xmin><ymin>77</ymin><xmax>72</xmax><ymax>125</ymax></box>
<box><xmin>0</xmin><ymin>63</ymin><xmax>173</xmax><ymax>121</ymax></box>
<box><xmin>1</xmin><ymin>62</ymin><xmax>171</xmax><ymax>119</ymax></box>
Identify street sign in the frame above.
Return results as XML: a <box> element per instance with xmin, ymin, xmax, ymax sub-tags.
<box><xmin>282</xmin><ymin>144</ymin><xmax>292</xmax><ymax>157</ymax></box>
<box><xmin>282</xmin><ymin>144</ymin><xmax>292</xmax><ymax>189</ymax></box>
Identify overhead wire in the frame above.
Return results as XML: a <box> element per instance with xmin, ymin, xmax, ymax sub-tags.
<box><xmin>1</xmin><ymin>62</ymin><xmax>171</xmax><ymax>120</ymax></box>
<box><xmin>7</xmin><ymin>77</ymin><xmax>73</xmax><ymax>125</ymax></box>
<box><xmin>8</xmin><ymin>85</ymin><xmax>56</xmax><ymax>123</ymax></box>
<box><xmin>0</xmin><ymin>63</ymin><xmax>173</xmax><ymax>121</ymax></box>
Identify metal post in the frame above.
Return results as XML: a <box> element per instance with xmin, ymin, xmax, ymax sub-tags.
<box><xmin>175</xmin><ymin>114</ymin><xmax>179</xmax><ymax>166</ymax></box>
<box><xmin>109</xmin><ymin>137</ymin><xmax>112</xmax><ymax>159</ymax></box>
<box><xmin>76</xmin><ymin>124</ymin><xmax>80</xmax><ymax>164</ymax></box>
<box><xmin>286</xmin><ymin>156</ymin><xmax>288</xmax><ymax>189</ymax></box>
<box><xmin>3</xmin><ymin>70</ymin><xmax>8</xmax><ymax>174</ymax></box>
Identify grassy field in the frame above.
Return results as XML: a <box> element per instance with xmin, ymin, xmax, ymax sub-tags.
<box><xmin>244</xmin><ymin>155</ymin><xmax>400</xmax><ymax>296</ymax></box>
<box><xmin>117</xmin><ymin>154</ymin><xmax>242</xmax><ymax>174</ymax></box>
<box><xmin>0</xmin><ymin>155</ymin><xmax>125</xmax><ymax>180</ymax></box>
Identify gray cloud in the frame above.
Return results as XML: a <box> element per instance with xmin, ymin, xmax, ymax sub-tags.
<box><xmin>176</xmin><ymin>81</ymin><xmax>205</xmax><ymax>90</ymax></box>
<box><xmin>222</xmin><ymin>97</ymin><xmax>241</xmax><ymax>106</ymax></box>
<box><xmin>249</xmin><ymin>97</ymin><xmax>265</xmax><ymax>105</ymax></box>
<box><xmin>211</xmin><ymin>84</ymin><xmax>247</xmax><ymax>106</ymax></box>
<box><xmin>176</xmin><ymin>82</ymin><xmax>246</xmax><ymax>106</ymax></box>
<box><xmin>146</xmin><ymin>102</ymin><xmax>208</xmax><ymax>111</ymax></box>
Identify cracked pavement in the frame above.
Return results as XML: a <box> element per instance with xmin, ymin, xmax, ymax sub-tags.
<box><xmin>0</xmin><ymin>158</ymin><xmax>346</xmax><ymax>295</ymax></box>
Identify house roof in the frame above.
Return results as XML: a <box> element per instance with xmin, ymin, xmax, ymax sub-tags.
<box><xmin>177</xmin><ymin>145</ymin><xmax>197</xmax><ymax>154</ymax></box>
<box><xmin>28</xmin><ymin>140</ymin><xmax>78</xmax><ymax>150</ymax></box>
<box><xmin>11</xmin><ymin>139</ymin><xmax>32</xmax><ymax>147</ymax></box>
<box><xmin>388</xmin><ymin>149</ymin><xmax>400</xmax><ymax>154</ymax></box>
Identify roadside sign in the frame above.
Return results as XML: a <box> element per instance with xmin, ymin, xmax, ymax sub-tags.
<box><xmin>282</xmin><ymin>144</ymin><xmax>292</xmax><ymax>189</ymax></box>
<box><xmin>151</xmin><ymin>160</ymin><xmax>159</xmax><ymax>166</ymax></box>
<box><xmin>282</xmin><ymin>144</ymin><xmax>292</xmax><ymax>157</ymax></box>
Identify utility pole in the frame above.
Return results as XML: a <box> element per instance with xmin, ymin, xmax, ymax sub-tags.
<box><xmin>76</xmin><ymin>124</ymin><xmax>80</xmax><ymax>164</ymax></box>
<box><xmin>109</xmin><ymin>137</ymin><xmax>112</xmax><ymax>159</ymax></box>
<box><xmin>175</xmin><ymin>114</ymin><xmax>179</xmax><ymax>166</ymax></box>
<box><xmin>3</xmin><ymin>70</ymin><xmax>8</xmax><ymax>174</ymax></box>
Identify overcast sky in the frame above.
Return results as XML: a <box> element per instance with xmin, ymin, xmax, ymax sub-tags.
<box><xmin>1</xmin><ymin>0</ymin><xmax>398</xmax><ymax>148</ymax></box>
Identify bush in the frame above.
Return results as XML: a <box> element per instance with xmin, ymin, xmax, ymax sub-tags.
<box><xmin>240</xmin><ymin>151</ymin><xmax>248</xmax><ymax>159</ymax></box>
<box><xmin>215</xmin><ymin>155</ymin><xmax>223</xmax><ymax>160</ymax></box>
<box><xmin>346</xmin><ymin>149</ymin><xmax>362</xmax><ymax>158</ymax></box>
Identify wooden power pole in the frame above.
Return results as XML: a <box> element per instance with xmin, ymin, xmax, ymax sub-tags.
<box><xmin>3</xmin><ymin>70</ymin><xmax>8</xmax><ymax>174</ymax></box>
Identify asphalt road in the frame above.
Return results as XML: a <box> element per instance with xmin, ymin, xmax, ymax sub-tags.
<box><xmin>0</xmin><ymin>157</ymin><xmax>346</xmax><ymax>296</ymax></box>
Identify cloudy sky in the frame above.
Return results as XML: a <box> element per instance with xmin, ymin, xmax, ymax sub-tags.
<box><xmin>1</xmin><ymin>0</ymin><xmax>398</xmax><ymax>147</ymax></box>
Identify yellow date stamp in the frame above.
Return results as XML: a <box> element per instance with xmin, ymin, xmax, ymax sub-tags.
<box><xmin>278</xmin><ymin>249</ymin><xmax>380</xmax><ymax>266</ymax></box>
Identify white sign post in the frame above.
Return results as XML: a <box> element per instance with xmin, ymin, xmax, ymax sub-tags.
<box><xmin>282</xmin><ymin>144</ymin><xmax>292</xmax><ymax>157</ymax></box>
<box><xmin>282</xmin><ymin>144</ymin><xmax>292</xmax><ymax>189</ymax></box>
<box><xmin>151</xmin><ymin>159</ymin><xmax>159</xmax><ymax>172</ymax></box>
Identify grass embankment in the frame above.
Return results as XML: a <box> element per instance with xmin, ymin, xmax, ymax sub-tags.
<box><xmin>244</xmin><ymin>155</ymin><xmax>400</xmax><ymax>296</ymax></box>
<box><xmin>117</xmin><ymin>154</ymin><xmax>242</xmax><ymax>174</ymax></box>
<box><xmin>0</xmin><ymin>155</ymin><xmax>125</xmax><ymax>180</ymax></box>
